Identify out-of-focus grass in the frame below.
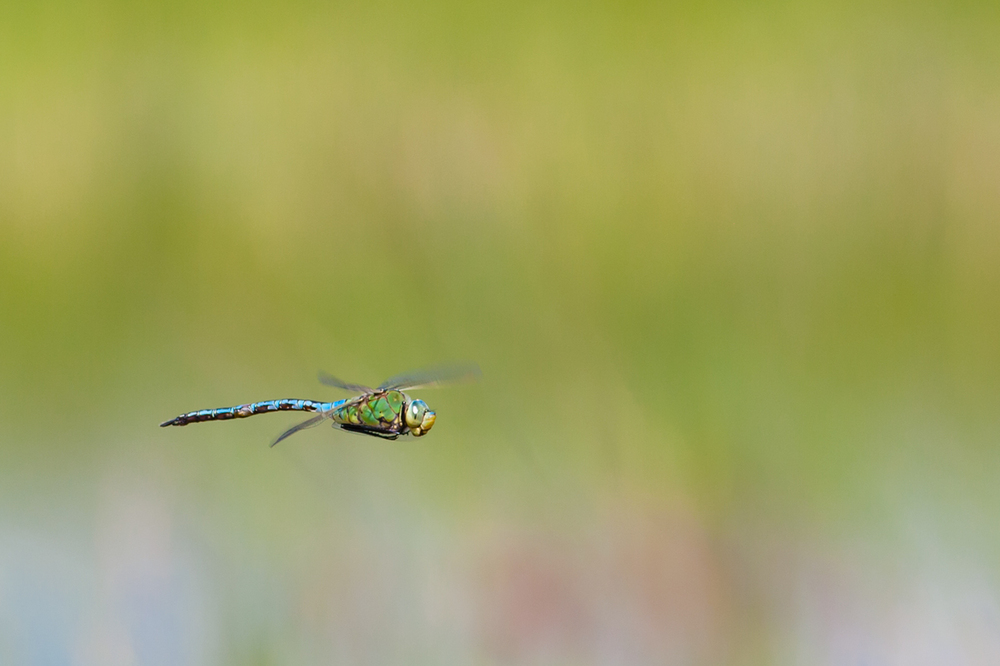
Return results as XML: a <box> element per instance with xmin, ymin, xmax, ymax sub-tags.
<box><xmin>2</xmin><ymin>0</ymin><xmax>1000</xmax><ymax>663</ymax></box>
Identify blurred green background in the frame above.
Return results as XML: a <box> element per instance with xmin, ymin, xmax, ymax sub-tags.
<box><xmin>2</xmin><ymin>0</ymin><xmax>1000</xmax><ymax>663</ymax></box>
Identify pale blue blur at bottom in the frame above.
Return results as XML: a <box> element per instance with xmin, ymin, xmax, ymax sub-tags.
<box><xmin>1</xmin><ymin>0</ymin><xmax>1000</xmax><ymax>663</ymax></box>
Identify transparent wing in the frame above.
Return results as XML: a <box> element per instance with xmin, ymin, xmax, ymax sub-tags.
<box><xmin>271</xmin><ymin>413</ymin><xmax>328</xmax><ymax>448</ymax></box>
<box><xmin>317</xmin><ymin>371</ymin><xmax>372</xmax><ymax>393</ymax></box>
<box><xmin>377</xmin><ymin>362</ymin><xmax>482</xmax><ymax>391</ymax></box>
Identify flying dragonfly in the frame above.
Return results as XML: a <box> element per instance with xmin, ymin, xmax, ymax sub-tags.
<box><xmin>160</xmin><ymin>363</ymin><xmax>481</xmax><ymax>447</ymax></box>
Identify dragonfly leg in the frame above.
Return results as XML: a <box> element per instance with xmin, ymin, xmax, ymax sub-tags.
<box><xmin>335</xmin><ymin>423</ymin><xmax>400</xmax><ymax>440</ymax></box>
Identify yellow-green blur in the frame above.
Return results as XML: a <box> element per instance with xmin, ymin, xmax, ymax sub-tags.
<box><xmin>1</xmin><ymin>0</ymin><xmax>999</xmax><ymax>663</ymax></box>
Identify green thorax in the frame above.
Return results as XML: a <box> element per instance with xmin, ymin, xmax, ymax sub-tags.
<box><xmin>332</xmin><ymin>390</ymin><xmax>406</xmax><ymax>432</ymax></box>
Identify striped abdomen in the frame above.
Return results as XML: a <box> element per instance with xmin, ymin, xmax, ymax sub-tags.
<box><xmin>160</xmin><ymin>399</ymin><xmax>333</xmax><ymax>427</ymax></box>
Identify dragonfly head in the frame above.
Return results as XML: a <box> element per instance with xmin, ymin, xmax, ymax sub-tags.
<box><xmin>405</xmin><ymin>399</ymin><xmax>436</xmax><ymax>436</ymax></box>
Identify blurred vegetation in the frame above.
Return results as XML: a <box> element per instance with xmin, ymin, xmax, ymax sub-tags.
<box><xmin>2</xmin><ymin>0</ymin><xmax>1000</xmax><ymax>663</ymax></box>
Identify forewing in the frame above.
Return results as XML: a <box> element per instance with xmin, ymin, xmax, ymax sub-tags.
<box><xmin>318</xmin><ymin>371</ymin><xmax>372</xmax><ymax>393</ymax></box>
<box><xmin>377</xmin><ymin>362</ymin><xmax>482</xmax><ymax>391</ymax></box>
<box><xmin>271</xmin><ymin>413</ymin><xmax>328</xmax><ymax>447</ymax></box>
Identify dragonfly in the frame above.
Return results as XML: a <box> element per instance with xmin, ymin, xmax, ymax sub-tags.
<box><xmin>160</xmin><ymin>363</ymin><xmax>481</xmax><ymax>446</ymax></box>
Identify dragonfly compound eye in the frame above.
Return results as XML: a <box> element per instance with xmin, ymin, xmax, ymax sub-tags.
<box><xmin>405</xmin><ymin>399</ymin><xmax>428</xmax><ymax>430</ymax></box>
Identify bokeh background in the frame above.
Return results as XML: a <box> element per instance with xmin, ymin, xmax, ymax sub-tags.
<box><xmin>2</xmin><ymin>0</ymin><xmax>1000</xmax><ymax>664</ymax></box>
